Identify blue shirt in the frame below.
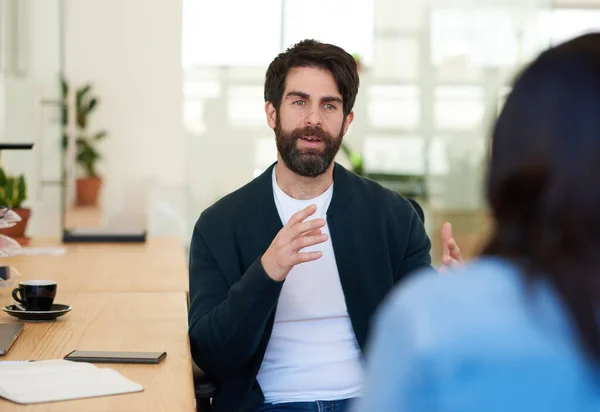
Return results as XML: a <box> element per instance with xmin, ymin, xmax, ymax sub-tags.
<box><xmin>353</xmin><ymin>257</ymin><xmax>600</xmax><ymax>412</ymax></box>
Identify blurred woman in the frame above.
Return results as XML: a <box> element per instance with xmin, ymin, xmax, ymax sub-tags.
<box><xmin>354</xmin><ymin>32</ymin><xmax>600</xmax><ymax>412</ymax></box>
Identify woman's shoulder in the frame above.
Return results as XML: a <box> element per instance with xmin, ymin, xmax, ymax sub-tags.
<box><xmin>377</xmin><ymin>256</ymin><xmax>572</xmax><ymax>356</ymax></box>
<box><xmin>368</xmin><ymin>257</ymin><xmax>599</xmax><ymax>411</ymax></box>
<box><xmin>385</xmin><ymin>256</ymin><xmax>521</xmax><ymax>313</ymax></box>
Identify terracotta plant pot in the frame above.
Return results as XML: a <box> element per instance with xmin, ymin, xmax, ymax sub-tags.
<box><xmin>76</xmin><ymin>176</ymin><xmax>102</xmax><ymax>206</ymax></box>
<box><xmin>0</xmin><ymin>207</ymin><xmax>31</xmax><ymax>245</ymax></box>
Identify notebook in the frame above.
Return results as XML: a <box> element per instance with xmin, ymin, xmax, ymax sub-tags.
<box><xmin>0</xmin><ymin>359</ymin><xmax>143</xmax><ymax>404</ymax></box>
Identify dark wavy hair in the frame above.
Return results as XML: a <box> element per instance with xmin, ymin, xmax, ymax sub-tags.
<box><xmin>482</xmin><ymin>32</ymin><xmax>600</xmax><ymax>362</ymax></box>
<box><xmin>264</xmin><ymin>39</ymin><xmax>360</xmax><ymax>117</ymax></box>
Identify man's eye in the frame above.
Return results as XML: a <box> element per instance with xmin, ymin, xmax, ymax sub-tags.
<box><xmin>293</xmin><ymin>100</ymin><xmax>305</xmax><ymax>106</ymax></box>
<box><xmin>324</xmin><ymin>104</ymin><xmax>336</xmax><ymax>110</ymax></box>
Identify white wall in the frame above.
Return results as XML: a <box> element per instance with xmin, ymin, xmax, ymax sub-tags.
<box><xmin>63</xmin><ymin>0</ymin><xmax>186</xmax><ymax>211</ymax></box>
<box><xmin>0</xmin><ymin>0</ymin><xmax>64</xmax><ymax>237</ymax></box>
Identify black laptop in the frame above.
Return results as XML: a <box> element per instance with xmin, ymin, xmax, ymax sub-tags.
<box><xmin>0</xmin><ymin>323</ymin><xmax>24</xmax><ymax>355</ymax></box>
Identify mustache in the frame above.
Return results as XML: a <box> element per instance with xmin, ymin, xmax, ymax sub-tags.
<box><xmin>290</xmin><ymin>126</ymin><xmax>329</xmax><ymax>140</ymax></box>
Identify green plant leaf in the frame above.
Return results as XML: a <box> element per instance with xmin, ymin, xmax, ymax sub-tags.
<box><xmin>0</xmin><ymin>187</ymin><xmax>7</xmax><ymax>207</ymax></box>
<box><xmin>85</xmin><ymin>98</ymin><xmax>97</xmax><ymax>115</ymax></box>
<box><xmin>76</xmin><ymin>137</ymin><xmax>91</xmax><ymax>149</ymax></box>
<box><xmin>350</xmin><ymin>153</ymin><xmax>363</xmax><ymax>166</ymax></box>
<box><xmin>76</xmin><ymin>138</ymin><xmax>100</xmax><ymax>177</ymax></box>
<box><xmin>77</xmin><ymin>112</ymin><xmax>87</xmax><ymax>129</ymax></box>
<box><xmin>340</xmin><ymin>142</ymin><xmax>352</xmax><ymax>157</ymax></box>
<box><xmin>61</xmin><ymin>134</ymin><xmax>69</xmax><ymax>150</ymax></box>
<box><xmin>5</xmin><ymin>179</ymin><xmax>14</xmax><ymax>206</ymax></box>
<box><xmin>62</xmin><ymin>105</ymin><xmax>68</xmax><ymax>127</ymax></box>
<box><xmin>76</xmin><ymin>85</ymin><xmax>91</xmax><ymax>103</ymax></box>
<box><xmin>93</xmin><ymin>131</ymin><xmax>107</xmax><ymax>140</ymax></box>
<box><xmin>76</xmin><ymin>85</ymin><xmax>92</xmax><ymax>128</ymax></box>
<box><xmin>62</xmin><ymin>81</ymin><xmax>104</xmax><ymax>177</ymax></box>
<box><xmin>0</xmin><ymin>168</ymin><xmax>7</xmax><ymax>187</ymax></box>
<box><xmin>16</xmin><ymin>175</ymin><xmax>26</xmax><ymax>207</ymax></box>
<box><xmin>61</xmin><ymin>76</ymin><xmax>68</xmax><ymax>98</ymax></box>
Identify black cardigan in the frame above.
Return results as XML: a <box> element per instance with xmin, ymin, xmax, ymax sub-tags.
<box><xmin>188</xmin><ymin>162</ymin><xmax>432</xmax><ymax>411</ymax></box>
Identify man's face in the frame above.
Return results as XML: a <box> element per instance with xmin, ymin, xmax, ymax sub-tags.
<box><xmin>266</xmin><ymin>66</ymin><xmax>354</xmax><ymax>177</ymax></box>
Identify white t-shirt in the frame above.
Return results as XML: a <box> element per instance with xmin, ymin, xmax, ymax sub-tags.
<box><xmin>255</xmin><ymin>168</ymin><xmax>364</xmax><ymax>403</ymax></box>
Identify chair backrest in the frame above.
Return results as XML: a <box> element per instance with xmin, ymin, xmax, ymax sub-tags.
<box><xmin>407</xmin><ymin>198</ymin><xmax>425</xmax><ymax>224</ymax></box>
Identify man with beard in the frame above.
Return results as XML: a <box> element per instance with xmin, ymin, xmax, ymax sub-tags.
<box><xmin>188</xmin><ymin>39</ymin><xmax>463</xmax><ymax>412</ymax></box>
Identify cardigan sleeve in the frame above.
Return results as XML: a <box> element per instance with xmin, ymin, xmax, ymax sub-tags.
<box><xmin>187</xmin><ymin>218</ymin><xmax>283</xmax><ymax>381</ymax></box>
<box><xmin>396</xmin><ymin>203</ymin><xmax>433</xmax><ymax>282</ymax></box>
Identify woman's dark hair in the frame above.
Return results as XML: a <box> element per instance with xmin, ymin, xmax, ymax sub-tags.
<box><xmin>482</xmin><ymin>32</ymin><xmax>600</xmax><ymax>362</ymax></box>
<box><xmin>264</xmin><ymin>39</ymin><xmax>360</xmax><ymax>117</ymax></box>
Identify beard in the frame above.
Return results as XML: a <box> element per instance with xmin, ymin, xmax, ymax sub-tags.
<box><xmin>275</xmin><ymin>116</ymin><xmax>345</xmax><ymax>178</ymax></box>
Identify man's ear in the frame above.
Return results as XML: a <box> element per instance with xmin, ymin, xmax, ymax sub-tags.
<box><xmin>342</xmin><ymin>111</ymin><xmax>355</xmax><ymax>136</ymax></box>
<box><xmin>265</xmin><ymin>101</ymin><xmax>277</xmax><ymax>129</ymax></box>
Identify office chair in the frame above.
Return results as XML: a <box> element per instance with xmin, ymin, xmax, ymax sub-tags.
<box><xmin>193</xmin><ymin>363</ymin><xmax>216</xmax><ymax>412</ymax></box>
<box><xmin>407</xmin><ymin>198</ymin><xmax>425</xmax><ymax>224</ymax></box>
<box><xmin>186</xmin><ymin>292</ymin><xmax>217</xmax><ymax>412</ymax></box>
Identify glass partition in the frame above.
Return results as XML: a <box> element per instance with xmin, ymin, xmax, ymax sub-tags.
<box><xmin>182</xmin><ymin>0</ymin><xmax>600</xmax><ymax>259</ymax></box>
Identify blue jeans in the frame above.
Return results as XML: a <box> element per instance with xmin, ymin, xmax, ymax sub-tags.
<box><xmin>256</xmin><ymin>399</ymin><xmax>354</xmax><ymax>412</ymax></box>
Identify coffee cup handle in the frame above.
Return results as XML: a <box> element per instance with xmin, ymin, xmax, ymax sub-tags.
<box><xmin>12</xmin><ymin>287</ymin><xmax>26</xmax><ymax>306</ymax></box>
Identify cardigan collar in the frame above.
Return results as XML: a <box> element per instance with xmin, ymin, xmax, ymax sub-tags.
<box><xmin>251</xmin><ymin>161</ymin><xmax>356</xmax><ymax>235</ymax></box>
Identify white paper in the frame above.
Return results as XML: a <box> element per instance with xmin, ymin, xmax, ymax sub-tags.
<box><xmin>0</xmin><ymin>210</ymin><xmax>21</xmax><ymax>229</ymax></box>
<box><xmin>0</xmin><ymin>359</ymin><xmax>143</xmax><ymax>404</ymax></box>
<box><xmin>9</xmin><ymin>247</ymin><xmax>66</xmax><ymax>256</ymax></box>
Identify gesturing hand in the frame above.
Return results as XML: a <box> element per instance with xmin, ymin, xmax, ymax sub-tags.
<box><xmin>261</xmin><ymin>204</ymin><xmax>328</xmax><ymax>282</ymax></box>
<box><xmin>440</xmin><ymin>222</ymin><xmax>464</xmax><ymax>272</ymax></box>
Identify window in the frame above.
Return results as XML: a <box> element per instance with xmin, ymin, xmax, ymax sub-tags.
<box><xmin>434</xmin><ymin>86</ymin><xmax>484</xmax><ymax>130</ymax></box>
<box><xmin>182</xmin><ymin>0</ymin><xmax>281</xmax><ymax>68</ymax></box>
<box><xmin>540</xmin><ymin>9</ymin><xmax>600</xmax><ymax>45</ymax></box>
<box><xmin>431</xmin><ymin>9</ymin><xmax>519</xmax><ymax>69</ymax></box>
<box><xmin>363</xmin><ymin>135</ymin><xmax>425</xmax><ymax>174</ymax></box>
<box><xmin>182</xmin><ymin>0</ymin><xmax>375</xmax><ymax>68</ymax></box>
<box><xmin>372</xmin><ymin>37</ymin><xmax>419</xmax><ymax>80</ymax></box>
<box><xmin>368</xmin><ymin>85</ymin><xmax>420</xmax><ymax>129</ymax></box>
<box><xmin>227</xmin><ymin>86</ymin><xmax>265</xmax><ymax>126</ymax></box>
<box><xmin>182</xmin><ymin>81</ymin><xmax>222</xmax><ymax>134</ymax></box>
<box><xmin>428</xmin><ymin>137</ymin><xmax>449</xmax><ymax>176</ymax></box>
<box><xmin>283</xmin><ymin>0</ymin><xmax>375</xmax><ymax>66</ymax></box>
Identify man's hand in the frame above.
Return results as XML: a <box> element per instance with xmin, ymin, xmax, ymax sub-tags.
<box><xmin>261</xmin><ymin>204</ymin><xmax>328</xmax><ymax>282</ymax></box>
<box><xmin>441</xmin><ymin>222</ymin><xmax>463</xmax><ymax>272</ymax></box>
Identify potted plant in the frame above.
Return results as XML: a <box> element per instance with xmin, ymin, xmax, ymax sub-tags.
<box><xmin>61</xmin><ymin>77</ymin><xmax>107</xmax><ymax>206</ymax></box>
<box><xmin>0</xmin><ymin>167</ymin><xmax>30</xmax><ymax>244</ymax></box>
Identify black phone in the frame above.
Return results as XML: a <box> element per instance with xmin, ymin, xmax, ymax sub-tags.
<box><xmin>64</xmin><ymin>350</ymin><xmax>167</xmax><ymax>364</ymax></box>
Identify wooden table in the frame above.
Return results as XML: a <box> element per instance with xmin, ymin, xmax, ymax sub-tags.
<box><xmin>1</xmin><ymin>237</ymin><xmax>189</xmax><ymax>293</ymax></box>
<box><xmin>0</xmin><ymin>291</ymin><xmax>196</xmax><ymax>411</ymax></box>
